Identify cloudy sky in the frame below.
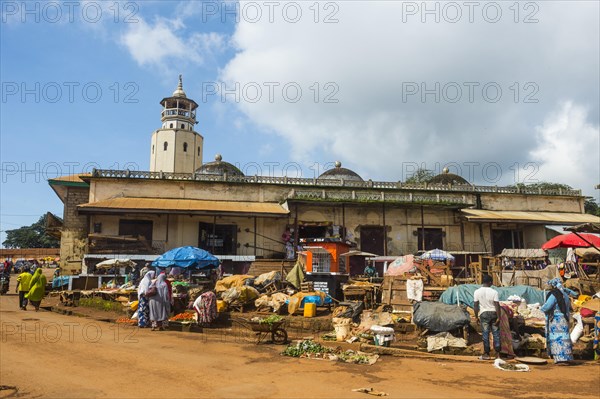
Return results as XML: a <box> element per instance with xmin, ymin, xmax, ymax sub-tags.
<box><xmin>1</xmin><ymin>1</ymin><xmax>599</xmax><ymax>244</ymax></box>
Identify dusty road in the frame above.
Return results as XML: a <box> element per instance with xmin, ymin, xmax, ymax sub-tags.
<box><xmin>1</xmin><ymin>275</ymin><xmax>599</xmax><ymax>398</ymax></box>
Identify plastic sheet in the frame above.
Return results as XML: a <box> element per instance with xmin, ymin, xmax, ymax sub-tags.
<box><xmin>412</xmin><ymin>301</ymin><xmax>470</xmax><ymax>332</ymax></box>
<box><xmin>439</xmin><ymin>284</ymin><xmax>545</xmax><ymax>309</ymax></box>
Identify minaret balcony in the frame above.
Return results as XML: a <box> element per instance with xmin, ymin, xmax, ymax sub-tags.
<box><xmin>161</xmin><ymin>108</ymin><xmax>196</xmax><ymax>120</ymax></box>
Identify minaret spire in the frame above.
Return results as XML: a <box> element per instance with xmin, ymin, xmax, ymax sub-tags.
<box><xmin>172</xmin><ymin>74</ymin><xmax>187</xmax><ymax>98</ymax></box>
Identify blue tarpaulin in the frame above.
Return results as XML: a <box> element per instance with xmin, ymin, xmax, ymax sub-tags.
<box><xmin>52</xmin><ymin>276</ymin><xmax>70</xmax><ymax>289</ymax></box>
<box><xmin>439</xmin><ymin>284</ymin><xmax>545</xmax><ymax>308</ymax></box>
<box><xmin>152</xmin><ymin>246</ymin><xmax>220</xmax><ymax>269</ymax></box>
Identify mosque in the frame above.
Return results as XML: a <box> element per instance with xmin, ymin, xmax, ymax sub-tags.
<box><xmin>48</xmin><ymin>77</ymin><xmax>599</xmax><ymax>274</ymax></box>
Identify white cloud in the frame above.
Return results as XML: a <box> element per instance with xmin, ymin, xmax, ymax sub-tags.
<box><xmin>220</xmin><ymin>1</ymin><xmax>599</xmax><ymax>190</ymax></box>
<box><xmin>530</xmin><ymin>102</ymin><xmax>600</xmax><ymax>193</ymax></box>
<box><xmin>120</xmin><ymin>17</ymin><xmax>225</xmax><ymax>69</ymax></box>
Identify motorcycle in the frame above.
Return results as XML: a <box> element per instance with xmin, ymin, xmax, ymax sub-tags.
<box><xmin>0</xmin><ymin>274</ymin><xmax>10</xmax><ymax>295</ymax></box>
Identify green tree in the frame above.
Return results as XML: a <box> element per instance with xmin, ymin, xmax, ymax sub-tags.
<box><xmin>2</xmin><ymin>215</ymin><xmax>60</xmax><ymax>248</ymax></box>
<box><xmin>584</xmin><ymin>197</ymin><xmax>600</xmax><ymax>217</ymax></box>
<box><xmin>405</xmin><ymin>168</ymin><xmax>435</xmax><ymax>184</ymax></box>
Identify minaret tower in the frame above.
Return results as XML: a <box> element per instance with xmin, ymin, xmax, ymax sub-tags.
<box><xmin>150</xmin><ymin>75</ymin><xmax>203</xmax><ymax>173</ymax></box>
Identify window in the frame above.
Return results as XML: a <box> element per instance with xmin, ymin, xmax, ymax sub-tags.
<box><xmin>360</xmin><ymin>226</ymin><xmax>385</xmax><ymax>255</ymax></box>
<box><xmin>417</xmin><ymin>228</ymin><xmax>443</xmax><ymax>251</ymax></box>
<box><xmin>197</xmin><ymin>146</ymin><xmax>201</xmax><ymax>156</ymax></box>
<box><xmin>199</xmin><ymin>222</ymin><xmax>237</xmax><ymax>255</ymax></box>
<box><xmin>170</xmin><ymin>123</ymin><xmax>173</xmax><ymax>128</ymax></box>
<box><xmin>181</xmin><ymin>124</ymin><xmax>184</xmax><ymax>129</ymax></box>
<box><xmin>492</xmin><ymin>229</ymin><xmax>523</xmax><ymax>255</ymax></box>
<box><xmin>118</xmin><ymin>220</ymin><xmax>153</xmax><ymax>241</ymax></box>
<box><xmin>163</xmin><ymin>141</ymin><xmax>168</xmax><ymax>151</ymax></box>
<box><xmin>152</xmin><ymin>145</ymin><xmax>154</xmax><ymax>154</ymax></box>
<box><xmin>183</xmin><ymin>142</ymin><xmax>188</xmax><ymax>152</ymax></box>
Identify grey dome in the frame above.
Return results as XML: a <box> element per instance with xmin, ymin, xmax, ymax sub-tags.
<box><xmin>429</xmin><ymin>168</ymin><xmax>469</xmax><ymax>185</ymax></box>
<box><xmin>195</xmin><ymin>154</ymin><xmax>244</xmax><ymax>177</ymax></box>
<box><xmin>318</xmin><ymin>161</ymin><xmax>363</xmax><ymax>182</ymax></box>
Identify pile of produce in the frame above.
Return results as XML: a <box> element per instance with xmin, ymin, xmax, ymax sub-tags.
<box><xmin>169</xmin><ymin>312</ymin><xmax>196</xmax><ymax>322</ymax></box>
<box><xmin>251</xmin><ymin>315</ymin><xmax>283</xmax><ymax>326</ymax></box>
<box><xmin>282</xmin><ymin>340</ymin><xmax>379</xmax><ymax>365</ymax></box>
<box><xmin>282</xmin><ymin>340</ymin><xmax>334</xmax><ymax>359</ymax></box>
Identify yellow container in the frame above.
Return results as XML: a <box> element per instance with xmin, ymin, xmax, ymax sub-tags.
<box><xmin>216</xmin><ymin>300</ymin><xmax>227</xmax><ymax>313</ymax></box>
<box><xmin>304</xmin><ymin>302</ymin><xmax>317</xmax><ymax>318</ymax></box>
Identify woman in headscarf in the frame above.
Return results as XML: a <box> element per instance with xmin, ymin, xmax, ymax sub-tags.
<box><xmin>541</xmin><ymin>277</ymin><xmax>578</xmax><ymax>364</ymax></box>
<box><xmin>25</xmin><ymin>268</ymin><xmax>47</xmax><ymax>312</ymax></box>
<box><xmin>137</xmin><ymin>270</ymin><xmax>155</xmax><ymax>328</ymax></box>
<box><xmin>149</xmin><ymin>273</ymin><xmax>171</xmax><ymax>331</ymax></box>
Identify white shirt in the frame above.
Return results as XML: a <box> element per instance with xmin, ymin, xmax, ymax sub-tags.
<box><xmin>473</xmin><ymin>286</ymin><xmax>499</xmax><ymax>316</ymax></box>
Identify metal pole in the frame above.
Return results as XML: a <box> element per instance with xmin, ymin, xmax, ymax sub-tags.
<box><xmin>383</xmin><ymin>202</ymin><xmax>387</xmax><ymax>256</ymax></box>
<box><xmin>420</xmin><ymin>206</ymin><xmax>425</xmax><ymax>251</ymax></box>
<box><xmin>253</xmin><ymin>217</ymin><xmax>257</xmax><ymax>256</ymax></box>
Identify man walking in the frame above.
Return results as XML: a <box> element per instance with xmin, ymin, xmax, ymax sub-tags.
<box><xmin>474</xmin><ymin>274</ymin><xmax>501</xmax><ymax>360</ymax></box>
<box><xmin>15</xmin><ymin>267</ymin><xmax>32</xmax><ymax>310</ymax></box>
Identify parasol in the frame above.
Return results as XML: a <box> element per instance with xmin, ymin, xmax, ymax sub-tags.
<box><xmin>541</xmin><ymin>233</ymin><xmax>600</xmax><ymax>250</ymax></box>
<box><xmin>420</xmin><ymin>249</ymin><xmax>455</xmax><ymax>262</ymax></box>
<box><xmin>152</xmin><ymin>246</ymin><xmax>220</xmax><ymax>269</ymax></box>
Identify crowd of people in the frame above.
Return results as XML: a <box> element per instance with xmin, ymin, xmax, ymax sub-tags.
<box><xmin>474</xmin><ymin>274</ymin><xmax>582</xmax><ymax>365</ymax></box>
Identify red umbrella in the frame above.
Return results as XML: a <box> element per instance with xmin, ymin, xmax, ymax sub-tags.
<box><xmin>541</xmin><ymin>233</ymin><xmax>600</xmax><ymax>250</ymax></box>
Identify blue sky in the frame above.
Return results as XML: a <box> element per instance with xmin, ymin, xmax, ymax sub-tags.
<box><xmin>1</xmin><ymin>1</ymin><xmax>599</xmax><ymax>246</ymax></box>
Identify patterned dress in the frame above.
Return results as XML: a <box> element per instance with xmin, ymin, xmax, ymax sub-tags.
<box><xmin>138</xmin><ymin>296</ymin><xmax>150</xmax><ymax>328</ymax></box>
<box><xmin>499</xmin><ymin>305</ymin><xmax>515</xmax><ymax>357</ymax></box>
<box><xmin>541</xmin><ymin>293</ymin><xmax>573</xmax><ymax>363</ymax></box>
<box><xmin>194</xmin><ymin>292</ymin><xmax>217</xmax><ymax>325</ymax></box>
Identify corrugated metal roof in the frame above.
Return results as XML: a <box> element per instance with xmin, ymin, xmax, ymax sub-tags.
<box><xmin>49</xmin><ymin>173</ymin><xmax>90</xmax><ymax>184</ymax></box>
<box><xmin>499</xmin><ymin>248</ymin><xmax>547</xmax><ymax>258</ymax></box>
<box><xmin>78</xmin><ymin>197</ymin><xmax>289</xmax><ymax>216</ymax></box>
<box><xmin>461</xmin><ymin>209</ymin><xmax>600</xmax><ymax>224</ymax></box>
<box><xmin>566</xmin><ymin>223</ymin><xmax>600</xmax><ymax>234</ymax></box>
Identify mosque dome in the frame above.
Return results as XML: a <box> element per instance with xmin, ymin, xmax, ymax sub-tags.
<box><xmin>318</xmin><ymin>161</ymin><xmax>363</xmax><ymax>182</ymax></box>
<box><xmin>428</xmin><ymin>167</ymin><xmax>469</xmax><ymax>185</ymax></box>
<box><xmin>195</xmin><ymin>154</ymin><xmax>244</xmax><ymax>177</ymax></box>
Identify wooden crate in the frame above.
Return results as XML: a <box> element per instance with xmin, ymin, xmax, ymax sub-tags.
<box><xmin>381</xmin><ymin>275</ymin><xmax>412</xmax><ymax>312</ymax></box>
<box><xmin>301</xmin><ymin>281</ymin><xmax>314</xmax><ymax>293</ymax></box>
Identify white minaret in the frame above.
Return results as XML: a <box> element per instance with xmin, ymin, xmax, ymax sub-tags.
<box><xmin>150</xmin><ymin>75</ymin><xmax>203</xmax><ymax>173</ymax></box>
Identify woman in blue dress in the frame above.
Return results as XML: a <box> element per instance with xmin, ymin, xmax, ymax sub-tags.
<box><xmin>541</xmin><ymin>277</ymin><xmax>577</xmax><ymax>364</ymax></box>
<box><xmin>137</xmin><ymin>271</ymin><xmax>155</xmax><ymax>328</ymax></box>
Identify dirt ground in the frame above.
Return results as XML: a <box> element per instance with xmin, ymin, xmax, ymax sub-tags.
<box><xmin>1</xmin><ymin>271</ymin><xmax>599</xmax><ymax>399</ymax></box>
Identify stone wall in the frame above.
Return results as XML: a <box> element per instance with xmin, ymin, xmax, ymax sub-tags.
<box><xmin>60</xmin><ymin>186</ymin><xmax>90</xmax><ymax>274</ymax></box>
